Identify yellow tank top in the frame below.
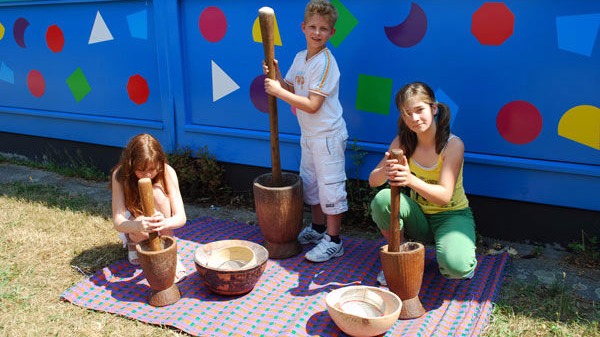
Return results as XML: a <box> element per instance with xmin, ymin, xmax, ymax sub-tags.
<box><xmin>408</xmin><ymin>141</ymin><xmax>469</xmax><ymax>214</ymax></box>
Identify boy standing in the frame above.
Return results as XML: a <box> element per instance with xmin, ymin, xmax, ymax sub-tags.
<box><xmin>264</xmin><ymin>0</ymin><xmax>348</xmax><ymax>262</ymax></box>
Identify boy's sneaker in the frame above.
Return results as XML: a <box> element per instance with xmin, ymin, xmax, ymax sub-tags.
<box><xmin>305</xmin><ymin>234</ymin><xmax>344</xmax><ymax>262</ymax></box>
<box><xmin>298</xmin><ymin>225</ymin><xmax>324</xmax><ymax>244</ymax></box>
<box><xmin>377</xmin><ymin>270</ymin><xmax>387</xmax><ymax>286</ymax></box>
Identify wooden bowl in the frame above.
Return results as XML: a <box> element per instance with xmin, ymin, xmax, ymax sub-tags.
<box><xmin>194</xmin><ymin>239</ymin><xmax>268</xmax><ymax>295</ymax></box>
<box><xmin>326</xmin><ymin>286</ymin><xmax>402</xmax><ymax>337</ymax></box>
<box><xmin>206</xmin><ymin>245</ymin><xmax>256</xmax><ymax>270</ymax></box>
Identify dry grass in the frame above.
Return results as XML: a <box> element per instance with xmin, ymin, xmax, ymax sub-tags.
<box><xmin>0</xmin><ymin>179</ymin><xmax>598</xmax><ymax>336</ymax></box>
<box><xmin>0</xmin><ymin>182</ymin><xmax>184</xmax><ymax>336</ymax></box>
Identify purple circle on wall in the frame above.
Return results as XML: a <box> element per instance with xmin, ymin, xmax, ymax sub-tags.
<box><xmin>250</xmin><ymin>74</ymin><xmax>268</xmax><ymax>113</ymax></box>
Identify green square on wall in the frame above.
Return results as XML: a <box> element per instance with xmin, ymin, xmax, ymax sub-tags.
<box><xmin>355</xmin><ymin>74</ymin><xmax>393</xmax><ymax>115</ymax></box>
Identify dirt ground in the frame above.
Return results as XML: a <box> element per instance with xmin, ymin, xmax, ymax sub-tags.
<box><xmin>1</xmin><ymin>162</ymin><xmax>599</xmax><ymax>304</ymax></box>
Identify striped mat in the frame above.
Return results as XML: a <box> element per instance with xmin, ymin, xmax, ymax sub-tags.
<box><xmin>61</xmin><ymin>217</ymin><xmax>508</xmax><ymax>336</ymax></box>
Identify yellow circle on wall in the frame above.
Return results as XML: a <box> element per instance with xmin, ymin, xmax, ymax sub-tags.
<box><xmin>0</xmin><ymin>22</ymin><xmax>5</xmax><ymax>40</ymax></box>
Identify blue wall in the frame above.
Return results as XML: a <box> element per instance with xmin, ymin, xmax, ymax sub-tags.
<box><xmin>0</xmin><ymin>0</ymin><xmax>599</xmax><ymax>211</ymax></box>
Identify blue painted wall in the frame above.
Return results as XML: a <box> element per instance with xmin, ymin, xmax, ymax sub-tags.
<box><xmin>0</xmin><ymin>0</ymin><xmax>598</xmax><ymax>211</ymax></box>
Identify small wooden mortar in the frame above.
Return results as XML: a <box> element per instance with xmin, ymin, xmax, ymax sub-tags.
<box><xmin>135</xmin><ymin>177</ymin><xmax>181</xmax><ymax>307</ymax></box>
<box><xmin>379</xmin><ymin>149</ymin><xmax>426</xmax><ymax>319</ymax></box>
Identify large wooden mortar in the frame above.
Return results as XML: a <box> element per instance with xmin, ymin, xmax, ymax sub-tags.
<box><xmin>380</xmin><ymin>242</ymin><xmax>426</xmax><ymax>319</ymax></box>
<box><xmin>253</xmin><ymin>172</ymin><xmax>303</xmax><ymax>259</ymax></box>
<box><xmin>136</xmin><ymin>236</ymin><xmax>181</xmax><ymax>306</ymax></box>
<box><xmin>134</xmin><ymin>177</ymin><xmax>180</xmax><ymax>307</ymax></box>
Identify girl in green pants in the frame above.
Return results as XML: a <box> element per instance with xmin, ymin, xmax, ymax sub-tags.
<box><xmin>368</xmin><ymin>82</ymin><xmax>477</xmax><ymax>283</ymax></box>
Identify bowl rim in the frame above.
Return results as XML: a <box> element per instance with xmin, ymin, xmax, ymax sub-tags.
<box><xmin>194</xmin><ymin>239</ymin><xmax>268</xmax><ymax>272</ymax></box>
<box><xmin>326</xmin><ymin>285</ymin><xmax>402</xmax><ymax>320</ymax></box>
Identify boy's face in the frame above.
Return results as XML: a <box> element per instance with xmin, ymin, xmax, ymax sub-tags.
<box><xmin>301</xmin><ymin>14</ymin><xmax>335</xmax><ymax>50</ymax></box>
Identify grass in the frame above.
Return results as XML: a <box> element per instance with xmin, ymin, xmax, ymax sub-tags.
<box><xmin>0</xmin><ymin>162</ymin><xmax>598</xmax><ymax>336</ymax></box>
<box><xmin>486</xmin><ymin>274</ymin><xmax>599</xmax><ymax>336</ymax></box>
<box><xmin>0</xmin><ymin>182</ymin><xmax>184</xmax><ymax>336</ymax></box>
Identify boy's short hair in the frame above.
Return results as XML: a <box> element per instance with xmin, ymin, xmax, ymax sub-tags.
<box><xmin>304</xmin><ymin>0</ymin><xmax>338</xmax><ymax>28</ymax></box>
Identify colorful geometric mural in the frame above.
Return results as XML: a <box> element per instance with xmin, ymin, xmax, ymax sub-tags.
<box><xmin>89</xmin><ymin>11</ymin><xmax>113</xmax><ymax>44</ymax></box>
<box><xmin>556</xmin><ymin>13</ymin><xmax>600</xmax><ymax>57</ymax></box>
<box><xmin>251</xmin><ymin>13</ymin><xmax>282</xmax><ymax>46</ymax></box>
<box><xmin>66</xmin><ymin>68</ymin><xmax>91</xmax><ymax>102</ymax></box>
<box><xmin>199</xmin><ymin>6</ymin><xmax>227</xmax><ymax>43</ymax></box>
<box><xmin>45</xmin><ymin>24</ymin><xmax>64</xmax><ymax>53</ymax></box>
<box><xmin>329</xmin><ymin>0</ymin><xmax>357</xmax><ymax>47</ymax></box>
<box><xmin>471</xmin><ymin>2</ymin><xmax>514</xmax><ymax>46</ymax></box>
<box><xmin>0</xmin><ymin>0</ymin><xmax>598</xmax><ymax>211</ymax></box>
<box><xmin>384</xmin><ymin>2</ymin><xmax>427</xmax><ymax>48</ymax></box>
<box><xmin>496</xmin><ymin>101</ymin><xmax>543</xmax><ymax>145</ymax></box>
<box><xmin>127</xmin><ymin>10</ymin><xmax>147</xmax><ymax>40</ymax></box>
<box><xmin>13</xmin><ymin>17</ymin><xmax>29</xmax><ymax>48</ymax></box>
<box><xmin>559</xmin><ymin>105</ymin><xmax>600</xmax><ymax>150</ymax></box>
<box><xmin>27</xmin><ymin>69</ymin><xmax>45</xmax><ymax>98</ymax></box>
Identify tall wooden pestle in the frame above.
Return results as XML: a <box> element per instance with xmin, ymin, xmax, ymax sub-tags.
<box><xmin>388</xmin><ymin>149</ymin><xmax>405</xmax><ymax>251</ymax></box>
<box><xmin>138</xmin><ymin>177</ymin><xmax>162</xmax><ymax>251</ymax></box>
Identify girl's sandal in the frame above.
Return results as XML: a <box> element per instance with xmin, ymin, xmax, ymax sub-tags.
<box><xmin>174</xmin><ymin>256</ymin><xmax>187</xmax><ymax>283</ymax></box>
<box><xmin>127</xmin><ymin>240</ymin><xmax>140</xmax><ymax>265</ymax></box>
<box><xmin>128</xmin><ymin>250</ymin><xmax>140</xmax><ymax>265</ymax></box>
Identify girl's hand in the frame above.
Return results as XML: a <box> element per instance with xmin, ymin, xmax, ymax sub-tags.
<box><xmin>384</xmin><ymin>152</ymin><xmax>411</xmax><ymax>187</ymax></box>
<box><xmin>137</xmin><ymin>211</ymin><xmax>167</xmax><ymax>233</ymax></box>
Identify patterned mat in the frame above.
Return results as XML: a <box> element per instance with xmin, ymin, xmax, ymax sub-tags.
<box><xmin>61</xmin><ymin>217</ymin><xmax>508</xmax><ymax>336</ymax></box>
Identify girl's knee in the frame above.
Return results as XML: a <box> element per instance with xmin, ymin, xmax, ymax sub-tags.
<box><xmin>438</xmin><ymin>253</ymin><xmax>477</xmax><ymax>279</ymax></box>
<box><xmin>152</xmin><ymin>185</ymin><xmax>171</xmax><ymax>215</ymax></box>
<box><xmin>370</xmin><ymin>189</ymin><xmax>391</xmax><ymax>229</ymax></box>
<box><xmin>370</xmin><ymin>189</ymin><xmax>390</xmax><ymax>215</ymax></box>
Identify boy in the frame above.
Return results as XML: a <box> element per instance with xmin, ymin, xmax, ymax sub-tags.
<box><xmin>264</xmin><ymin>0</ymin><xmax>348</xmax><ymax>262</ymax></box>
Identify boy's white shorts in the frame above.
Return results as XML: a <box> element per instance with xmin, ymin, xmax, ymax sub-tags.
<box><xmin>300</xmin><ymin>132</ymin><xmax>348</xmax><ymax>215</ymax></box>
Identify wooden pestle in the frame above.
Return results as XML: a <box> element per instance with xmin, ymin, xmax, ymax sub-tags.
<box><xmin>138</xmin><ymin>177</ymin><xmax>162</xmax><ymax>251</ymax></box>
<box><xmin>388</xmin><ymin>149</ymin><xmax>405</xmax><ymax>252</ymax></box>
<box><xmin>258</xmin><ymin>7</ymin><xmax>282</xmax><ymax>187</ymax></box>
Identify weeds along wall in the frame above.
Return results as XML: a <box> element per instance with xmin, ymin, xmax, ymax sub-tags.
<box><xmin>0</xmin><ymin>0</ymin><xmax>598</xmax><ymax>212</ymax></box>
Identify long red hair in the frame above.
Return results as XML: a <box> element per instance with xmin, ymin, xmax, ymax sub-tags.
<box><xmin>110</xmin><ymin>133</ymin><xmax>169</xmax><ymax>217</ymax></box>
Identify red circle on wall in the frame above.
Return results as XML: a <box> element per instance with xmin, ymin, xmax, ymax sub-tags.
<box><xmin>496</xmin><ymin>100</ymin><xmax>542</xmax><ymax>144</ymax></box>
<box><xmin>127</xmin><ymin>74</ymin><xmax>150</xmax><ymax>105</ymax></box>
<box><xmin>27</xmin><ymin>70</ymin><xmax>45</xmax><ymax>97</ymax></box>
<box><xmin>46</xmin><ymin>24</ymin><xmax>64</xmax><ymax>53</ymax></box>
<box><xmin>199</xmin><ymin>6</ymin><xmax>227</xmax><ymax>42</ymax></box>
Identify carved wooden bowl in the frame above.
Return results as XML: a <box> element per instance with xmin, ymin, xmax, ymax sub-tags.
<box><xmin>194</xmin><ymin>239</ymin><xmax>268</xmax><ymax>296</ymax></box>
<box><xmin>326</xmin><ymin>286</ymin><xmax>402</xmax><ymax>337</ymax></box>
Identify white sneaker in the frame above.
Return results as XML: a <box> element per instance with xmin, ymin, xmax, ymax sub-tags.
<box><xmin>298</xmin><ymin>225</ymin><xmax>324</xmax><ymax>244</ymax></box>
<box><xmin>377</xmin><ymin>270</ymin><xmax>387</xmax><ymax>286</ymax></box>
<box><xmin>305</xmin><ymin>234</ymin><xmax>344</xmax><ymax>262</ymax></box>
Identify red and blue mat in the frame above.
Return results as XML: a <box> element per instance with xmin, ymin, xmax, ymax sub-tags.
<box><xmin>61</xmin><ymin>217</ymin><xmax>508</xmax><ymax>336</ymax></box>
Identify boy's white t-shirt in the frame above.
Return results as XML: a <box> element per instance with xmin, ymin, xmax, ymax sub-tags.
<box><xmin>284</xmin><ymin>48</ymin><xmax>347</xmax><ymax>138</ymax></box>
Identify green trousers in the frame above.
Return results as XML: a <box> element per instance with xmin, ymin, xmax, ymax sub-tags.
<box><xmin>370</xmin><ymin>188</ymin><xmax>477</xmax><ymax>279</ymax></box>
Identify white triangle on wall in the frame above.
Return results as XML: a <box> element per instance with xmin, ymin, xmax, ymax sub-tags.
<box><xmin>211</xmin><ymin>60</ymin><xmax>240</xmax><ymax>102</ymax></box>
<box><xmin>89</xmin><ymin>11</ymin><xmax>114</xmax><ymax>44</ymax></box>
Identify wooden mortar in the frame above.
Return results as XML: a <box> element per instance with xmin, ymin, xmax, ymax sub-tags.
<box><xmin>135</xmin><ymin>177</ymin><xmax>181</xmax><ymax>307</ymax></box>
<box><xmin>379</xmin><ymin>149</ymin><xmax>425</xmax><ymax>319</ymax></box>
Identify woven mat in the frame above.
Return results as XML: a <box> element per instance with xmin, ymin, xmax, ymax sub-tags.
<box><xmin>61</xmin><ymin>217</ymin><xmax>508</xmax><ymax>336</ymax></box>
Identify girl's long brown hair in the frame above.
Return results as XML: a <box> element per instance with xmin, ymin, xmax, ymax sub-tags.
<box><xmin>395</xmin><ymin>82</ymin><xmax>451</xmax><ymax>159</ymax></box>
<box><xmin>110</xmin><ymin>133</ymin><xmax>169</xmax><ymax>217</ymax></box>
